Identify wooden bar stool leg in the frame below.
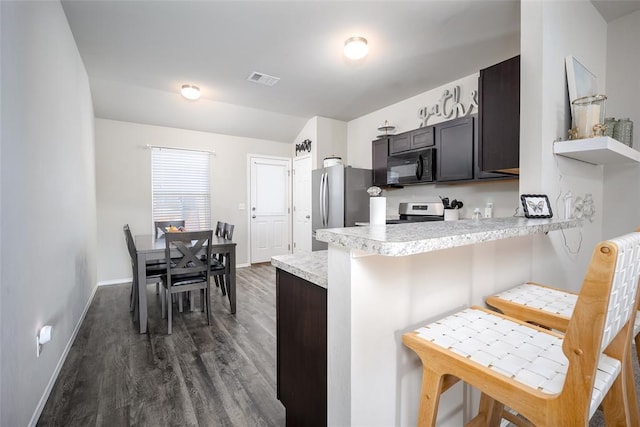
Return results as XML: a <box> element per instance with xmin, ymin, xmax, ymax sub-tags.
<box><xmin>602</xmin><ymin>373</ymin><xmax>631</xmax><ymax>426</ymax></box>
<box><xmin>417</xmin><ymin>367</ymin><xmax>445</xmax><ymax>427</ymax></box>
<box><xmin>473</xmin><ymin>393</ymin><xmax>504</xmax><ymax>427</ymax></box>
<box><xmin>623</xmin><ymin>355</ymin><xmax>640</xmax><ymax>425</ymax></box>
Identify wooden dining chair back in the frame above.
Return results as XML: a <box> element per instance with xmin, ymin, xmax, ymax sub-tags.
<box><xmin>210</xmin><ymin>223</ymin><xmax>234</xmax><ymax>298</ymax></box>
<box><xmin>223</xmin><ymin>223</ymin><xmax>235</xmax><ymax>240</ymax></box>
<box><xmin>209</xmin><ymin>221</ymin><xmax>227</xmax><ymax>292</ymax></box>
<box><xmin>123</xmin><ymin>224</ymin><xmax>166</xmax><ymax>319</ymax></box>
<box><xmin>162</xmin><ymin>230</ymin><xmax>212</xmax><ymax>334</ymax></box>
<box><xmin>215</xmin><ymin>221</ymin><xmax>224</xmax><ymax>237</ymax></box>
<box><xmin>402</xmin><ymin>231</ymin><xmax>640</xmax><ymax>426</ymax></box>
<box><xmin>154</xmin><ymin>220</ymin><xmax>186</xmax><ymax>238</ymax></box>
<box><xmin>123</xmin><ymin>224</ymin><xmax>138</xmax><ymax>313</ymax></box>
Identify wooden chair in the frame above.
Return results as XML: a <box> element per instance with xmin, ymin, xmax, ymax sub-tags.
<box><xmin>161</xmin><ymin>230</ymin><xmax>212</xmax><ymax>334</ymax></box>
<box><xmin>210</xmin><ymin>222</ymin><xmax>234</xmax><ymax>299</ymax></box>
<box><xmin>486</xmin><ymin>282</ymin><xmax>640</xmax><ymax>366</ymax></box>
<box><xmin>154</xmin><ymin>220</ymin><xmax>185</xmax><ymax>238</ymax></box>
<box><xmin>402</xmin><ymin>232</ymin><xmax>640</xmax><ymax>426</ymax></box>
<box><xmin>123</xmin><ymin>224</ymin><xmax>166</xmax><ymax>320</ymax></box>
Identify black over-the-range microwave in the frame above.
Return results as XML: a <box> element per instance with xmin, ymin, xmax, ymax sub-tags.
<box><xmin>386</xmin><ymin>147</ymin><xmax>435</xmax><ymax>185</ymax></box>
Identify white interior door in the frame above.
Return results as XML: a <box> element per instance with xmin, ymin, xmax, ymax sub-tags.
<box><xmin>250</xmin><ymin>156</ymin><xmax>291</xmax><ymax>263</ymax></box>
<box><xmin>293</xmin><ymin>155</ymin><xmax>312</xmax><ymax>253</ymax></box>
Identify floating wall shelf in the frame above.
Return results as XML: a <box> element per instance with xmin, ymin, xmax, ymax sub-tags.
<box><xmin>553</xmin><ymin>136</ymin><xmax>640</xmax><ymax>165</ymax></box>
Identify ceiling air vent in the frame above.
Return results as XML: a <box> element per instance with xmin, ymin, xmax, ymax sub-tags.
<box><xmin>247</xmin><ymin>71</ymin><xmax>280</xmax><ymax>87</ymax></box>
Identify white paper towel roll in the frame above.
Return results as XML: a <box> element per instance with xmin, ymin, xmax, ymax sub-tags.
<box><xmin>370</xmin><ymin>197</ymin><xmax>386</xmax><ymax>225</ymax></box>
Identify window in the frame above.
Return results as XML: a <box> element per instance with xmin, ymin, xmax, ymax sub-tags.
<box><xmin>151</xmin><ymin>148</ymin><xmax>211</xmax><ymax>231</ymax></box>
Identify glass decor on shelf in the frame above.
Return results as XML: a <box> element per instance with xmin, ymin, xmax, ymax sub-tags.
<box><xmin>571</xmin><ymin>94</ymin><xmax>607</xmax><ymax>139</ymax></box>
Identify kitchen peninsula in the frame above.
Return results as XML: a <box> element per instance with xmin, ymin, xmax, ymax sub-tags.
<box><xmin>272</xmin><ymin>217</ymin><xmax>580</xmax><ymax>426</ymax></box>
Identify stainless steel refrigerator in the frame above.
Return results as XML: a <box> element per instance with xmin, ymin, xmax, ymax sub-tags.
<box><xmin>312</xmin><ymin>164</ymin><xmax>372</xmax><ymax>251</ymax></box>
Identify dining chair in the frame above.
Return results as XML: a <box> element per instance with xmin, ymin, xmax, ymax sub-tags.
<box><xmin>402</xmin><ymin>231</ymin><xmax>640</xmax><ymax>426</ymax></box>
<box><xmin>210</xmin><ymin>223</ymin><xmax>234</xmax><ymax>298</ymax></box>
<box><xmin>123</xmin><ymin>224</ymin><xmax>166</xmax><ymax>320</ymax></box>
<box><xmin>161</xmin><ymin>229</ymin><xmax>212</xmax><ymax>334</ymax></box>
<box><xmin>154</xmin><ymin>220</ymin><xmax>186</xmax><ymax>238</ymax></box>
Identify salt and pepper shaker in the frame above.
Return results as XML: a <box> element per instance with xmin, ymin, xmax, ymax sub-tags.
<box><xmin>472</xmin><ymin>208</ymin><xmax>482</xmax><ymax>220</ymax></box>
<box><xmin>484</xmin><ymin>202</ymin><xmax>493</xmax><ymax>218</ymax></box>
<box><xmin>563</xmin><ymin>191</ymin><xmax>573</xmax><ymax>220</ymax></box>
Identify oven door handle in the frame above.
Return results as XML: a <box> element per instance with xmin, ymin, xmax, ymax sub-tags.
<box><xmin>416</xmin><ymin>154</ymin><xmax>424</xmax><ymax>181</ymax></box>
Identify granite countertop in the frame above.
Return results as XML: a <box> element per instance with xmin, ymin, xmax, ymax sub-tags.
<box><xmin>315</xmin><ymin>217</ymin><xmax>581</xmax><ymax>257</ymax></box>
<box><xmin>271</xmin><ymin>250</ymin><xmax>328</xmax><ymax>288</ymax></box>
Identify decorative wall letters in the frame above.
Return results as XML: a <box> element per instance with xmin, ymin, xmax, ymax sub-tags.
<box><xmin>418</xmin><ymin>86</ymin><xmax>478</xmax><ymax>127</ymax></box>
<box><xmin>295</xmin><ymin>139</ymin><xmax>312</xmax><ymax>156</ymax></box>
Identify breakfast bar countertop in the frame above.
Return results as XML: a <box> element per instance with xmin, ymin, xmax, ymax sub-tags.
<box><xmin>271</xmin><ymin>250</ymin><xmax>328</xmax><ymax>288</ymax></box>
<box><xmin>315</xmin><ymin>217</ymin><xmax>581</xmax><ymax>257</ymax></box>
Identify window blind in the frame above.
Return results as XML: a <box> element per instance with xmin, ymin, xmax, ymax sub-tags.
<box><xmin>151</xmin><ymin>148</ymin><xmax>211</xmax><ymax>231</ymax></box>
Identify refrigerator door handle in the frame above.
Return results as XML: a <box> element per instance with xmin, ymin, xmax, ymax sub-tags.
<box><xmin>319</xmin><ymin>172</ymin><xmax>326</xmax><ymax>227</ymax></box>
<box><xmin>322</xmin><ymin>172</ymin><xmax>329</xmax><ymax>227</ymax></box>
<box><xmin>323</xmin><ymin>172</ymin><xmax>329</xmax><ymax>227</ymax></box>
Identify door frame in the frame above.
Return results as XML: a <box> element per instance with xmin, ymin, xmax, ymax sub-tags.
<box><xmin>292</xmin><ymin>154</ymin><xmax>312</xmax><ymax>253</ymax></box>
<box><xmin>246</xmin><ymin>154</ymin><xmax>292</xmax><ymax>264</ymax></box>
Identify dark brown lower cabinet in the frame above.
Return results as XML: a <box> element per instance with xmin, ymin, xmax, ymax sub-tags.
<box><xmin>276</xmin><ymin>269</ymin><xmax>327</xmax><ymax>427</ymax></box>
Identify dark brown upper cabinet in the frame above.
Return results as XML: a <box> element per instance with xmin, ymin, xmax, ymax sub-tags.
<box><xmin>388</xmin><ymin>133</ymin><xmax>410</xmax><ymax>155</ymax></box>
<box><xmin>371</xmin><ymin>138</ymin><xmax>389</xmax><ymax>186</ymax></box>
<box><xmin>435</xmin><ymin>116</ymin><xmax>474</xmax><ymax>182</ymax></box>
<box><xmin>388</xmin><ymin>126</ymin><xmax>434</xmax><ymax>155</ymax></box>
<box><xmin>479</xmin><ymin>55</ymin><xmax>520</xmax><ymax>174</ymax></box>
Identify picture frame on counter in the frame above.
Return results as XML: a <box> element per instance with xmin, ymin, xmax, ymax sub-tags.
<box><xmin>521</xmin><ymin>194</ymin><xmax>553</xmax><ymax>218</ymax></box>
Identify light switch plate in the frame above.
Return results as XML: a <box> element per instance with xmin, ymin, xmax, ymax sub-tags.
<box><xmin>238</xmin><ymin>203</ymin><xmax>246</xmax><ymax>210</ymax></box>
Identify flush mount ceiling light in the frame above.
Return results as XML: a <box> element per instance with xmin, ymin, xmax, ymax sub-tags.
<box><xmin>181</xmin><ymin>84</ymin><xmax>200</xmax><ymax>100</ymax></box>
<box><xmin>344</xmin><ymin>36</ymin><xmax>368</xmax><ymax>60</ymax></box>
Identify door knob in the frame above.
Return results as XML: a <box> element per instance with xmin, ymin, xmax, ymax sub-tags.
<box><xmin>252</xmin><ymin>215</ymin><xmax>256</xmax><ymax>219</ymax></box>
<box><xmin>305</xmin><ymin>215</ymin><xmax>310</xmax><ymax>219</ymax></box>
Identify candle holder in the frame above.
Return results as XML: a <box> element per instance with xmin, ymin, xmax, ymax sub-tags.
<box><xmin>571</xmin><ymin>94</ymin><xmax>607</xmax><ymax>139</ymax></box>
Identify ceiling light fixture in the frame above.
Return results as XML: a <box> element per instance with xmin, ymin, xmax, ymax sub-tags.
<box><xmin>344</xmin><ymin>36</ymin><xmax>368</xmax><ymax>60</ymax></box>
<box><xmin>181</xmin><ymin>84</ymin><xmax>200</xmax><ymax>100</ymax></box>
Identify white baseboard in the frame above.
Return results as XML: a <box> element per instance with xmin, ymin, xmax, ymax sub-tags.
<box><xmin>28</xmin><ymin>283</ymin><xmax>100</xmax><ymax>427</ymax></box>
<box><xmin>237</xmin><ymin>263</ymin><xmax>250</xmax><ymax>268</ymax></box>
<box><xmin>98</xmin><ymin>277</ymin><xmax>131</xmax><ymax>286</ymax></box>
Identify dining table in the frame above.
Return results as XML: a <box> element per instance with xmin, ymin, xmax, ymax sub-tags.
<box><xmin>134</xmin><ymin>233</ymin><xmax>237</xmax><ymax>334</ymax></box>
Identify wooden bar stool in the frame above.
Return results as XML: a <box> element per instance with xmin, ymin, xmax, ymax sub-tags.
<box><xmin>486</xmin><ymin>281</ymin><xmax>640</xmax><ymax>365</ymax></box>
<box><xmin>403</xmin><ymin>232</ymin><xmax>640</xmax><ymax>426</ymax></box>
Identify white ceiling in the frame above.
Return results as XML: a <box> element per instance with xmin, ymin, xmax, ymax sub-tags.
<box><xmin>60</xmin><ymin>1</ymin><xmax>526</xmax><ymax>142</ymax></box>
<box><xmin>592</xmin><ymin>0</ymin><xmax>640</xmax><ymax>22</ymax></box>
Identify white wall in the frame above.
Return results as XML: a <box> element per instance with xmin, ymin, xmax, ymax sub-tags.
<box><xmin>348</xmin><ymin>74</ymin><xmax>481</xmax><ymax>169</ymax></box>
<box><xmin>294</xmin><ymin>116</ymin><xmax>348</xmax><ymax>170</ymax></box>
<box><xmin>347</xmin><ymin>73</ymin><xmax>521</xmax><ymax>219</ymax></box>
<box><xmin>1</xmin><ymin>2</ymin><xmax>97</xmax><ymax>426</ymax></box>
<box><xmin>316</xmin><ymin>116</ymin><xmax>348</xmax><ymax>169</ymax></box>
<box><xmin>521</xmin><ymin>0</ymin><xmax>608</xmax><ymax>290</ymax></box>
<box><xmin>294</xmin><ymin>116</ymin><xmax>318</xmax><ymax>166</ymax></box>
<box><xmin>603</xmin><ymin>11</ymin><xmax>640</xmax><ymax>239</ymax></box>
<box><xmin>95</xmin><ymin>118</ymin><xmax>292</xmax><ymax>283</ymax></box>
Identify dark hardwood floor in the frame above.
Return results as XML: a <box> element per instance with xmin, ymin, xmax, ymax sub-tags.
<box><xmin>38</xmin><ymin>264</ymin><xmax>285</xmax><ymax>427</ymax></box>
